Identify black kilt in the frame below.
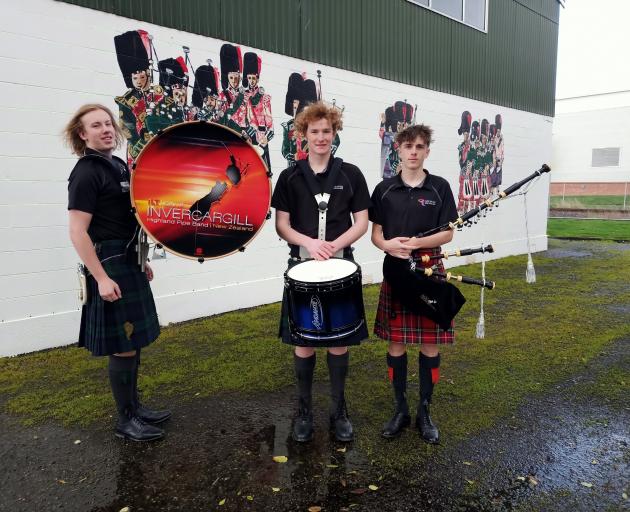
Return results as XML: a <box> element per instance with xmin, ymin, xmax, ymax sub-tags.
<box><xmin>78</xmin><ymin>240</ymin><xmax>160</xmax><ymax>356</ymax></box>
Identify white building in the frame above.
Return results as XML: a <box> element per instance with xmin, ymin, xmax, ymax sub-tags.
<box><xmin>0</xmin><ymin>0</ymin><xmax>554</xmax><ymax>356</ymax></box>
<box><xmin>551</xmin><ymin>90</ymin><xmax>630</xmax><ymax>197</ymax></box>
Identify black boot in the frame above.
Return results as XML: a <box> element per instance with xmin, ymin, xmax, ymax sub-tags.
<box><xmin>416</xmin><ymin>353</ymin><xmax>440</xmax><ymax>444</ymax></box>
<box><xmin>382</xmin><ymin>352</ymin><xmax>411</xmax><ymax>439</ymax></box>
<box><xmin>109</xmin><ymin>355</ymin><xmax>164</xmax><ymax>442</ymax></box>
<box><xmin>416</xmin><ymin>399</ymin><xmax>439</xmax><ymax>444</ymax></box>
<box><xmin>132</xmin><ymin>351</ymin><xmax>171</xmax><ymax>425</ymax></box>
<box><xmin>328</xmin><ymin>352</ymin><xmax>353</xmax><ymax>442</ymax></box>
<box><xmin>292</xmin><ymin>353</ymin><xmax>315</xmax><ymax>443</ymax></box>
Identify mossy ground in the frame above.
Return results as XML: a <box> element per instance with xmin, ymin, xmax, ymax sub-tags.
<box><xmin>1</xmin><ymin>239</ymin><xmax>628</xmax><ymax>478</ymax></box>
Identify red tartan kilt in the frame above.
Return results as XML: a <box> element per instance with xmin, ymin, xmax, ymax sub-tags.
<box><xmin>374</xmin><ymin>249</ymin><xmax>455</xmax><ymax>345</ymax></box>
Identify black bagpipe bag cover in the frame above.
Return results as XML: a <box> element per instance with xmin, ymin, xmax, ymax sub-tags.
<box><xmin>382</xmin><ymin>255</ymin><xmax>466</xmax><ymax>331</ymax></box>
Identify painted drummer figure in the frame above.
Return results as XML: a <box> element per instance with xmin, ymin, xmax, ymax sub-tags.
<box><xmin>271</xmin><ymin>101</ymin><xmax>371</xmax><ymax>442</ymax></box>
<box><xmin>65</xmin><ymin>104</ymin><xmax>170</xmax><ymax>441</ymax></box>
<box><xmin>370</xmin><ymin>124</ymin><xmax>458</xmax><ymax>443</ymax></box>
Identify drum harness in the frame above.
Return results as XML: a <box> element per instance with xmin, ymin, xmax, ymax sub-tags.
<box><xmin>295</xmin><ymin>157</ymin><xmax>344</xmax><ymax>260</ymax></box>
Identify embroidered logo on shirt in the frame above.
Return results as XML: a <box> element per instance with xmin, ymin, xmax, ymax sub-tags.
<box><xmin>418</xmin><ymin>198</ymin><xmax>437</xmax><ymax>206</ymax></box>
<box><xmin>333</xmin><ymin>185</ymin><xmax>344</xmax><ymax>190</ymax></box>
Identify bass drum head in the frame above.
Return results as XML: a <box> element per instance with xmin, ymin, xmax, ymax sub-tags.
<box><xmin>287</xmin><ymin>258</ymin><xmax>358</xmax><ymax>283</ymax></box>
<box><xmin>131</xmin><ymin>121</ymin><xmax>271</xmax><ymax>260</ymax></box>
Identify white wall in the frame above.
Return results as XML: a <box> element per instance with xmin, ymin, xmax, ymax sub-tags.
<box><xmin>0</xmin><ymin>0</ymin><xmax>552</xmax><ymax>356</ymax></box>
<box><xmin>552</xmin><ymin>92</ymin><xmax>630</xmax><ymax>183</ymax></box>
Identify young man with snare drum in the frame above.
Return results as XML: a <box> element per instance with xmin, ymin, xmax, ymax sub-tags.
<box><xmin>370</xmin><ymin>124</ymin><xmax>458</xmax><ymax>444</ymax></box>
<box><xmin>271</xmin><ymin>101</ymin><xmax>371</xmax><ymax>443</ymax></box>
<box><xmin>65</xmin><ymin>104</ymin><xmax>170</xmax><ymax>442</ymax></box>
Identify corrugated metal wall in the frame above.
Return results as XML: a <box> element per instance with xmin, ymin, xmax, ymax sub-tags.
<box><xmin>56</xmin><ymin>0</ymin><xmax>559</xmax><ymax>115</ymax></box>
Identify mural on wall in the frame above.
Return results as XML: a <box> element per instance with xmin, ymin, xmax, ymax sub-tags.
<box><xmin>378</xmin><ymin>100</ymin><xmax>416</xmax><ymax>179</ymax></box>
<box><xmin>113</xmin><ymin>31</ymin><xmax>274</xmax><ymax>170</ymax></box>
<box><xmin>281</xmin><ymin>71</ymin><xmax>341</xmax><ymax>166</ymax></box>
<box><xmin>456</xmin><ymin>111</ymin><xmax>505</xmax><ymax>215</ymax></box>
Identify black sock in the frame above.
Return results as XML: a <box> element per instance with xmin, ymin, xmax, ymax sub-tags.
<box><xmin>132</xmin><ymin>349</ymin><xmax>141</xmax><ymax>409</ymax></box>
<box><xmin>387</xmin><ymin>352</ymin><xmax>408</xmax><ymax>414</ymax></box>
<box><xmin>327</xmin><ymin>351</ymin><xmax>349</xmax><ymax>414</ymax></box>
<box><xmin>419</xmin><ymin>353</ymin><xmax>440</xmax><ymax>404</ymax></box>
<box><xmin>294</xmin><ymin>353</ymin><xmax>316</xmax><ymax>411</ymax></box>
<box><xmin>108</xmin><ymin>355</ymin><xmax>137</xmax><ymax>421</ymax></box>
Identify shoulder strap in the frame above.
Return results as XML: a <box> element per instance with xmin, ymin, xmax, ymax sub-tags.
<box><xmin>296</xmin><ymin>157</ymin><xmax>344</xmax><ymax>241</ymax></box>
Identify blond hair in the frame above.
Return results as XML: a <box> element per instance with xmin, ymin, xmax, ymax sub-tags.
<box><xmin>63</xmin><ymin>104</ymin><xmax>124</xmax><ymax>155</ymax></box>
<box><xmin>294</xmin><ymin>101</ymin><xmax>343</xmax><ymax>136</ymax></box>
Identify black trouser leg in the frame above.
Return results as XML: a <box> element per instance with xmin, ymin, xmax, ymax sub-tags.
<box><xmin>108</xmin><ymin>355</ymin><xmax>136</xmax><ymax>422</ymax></box>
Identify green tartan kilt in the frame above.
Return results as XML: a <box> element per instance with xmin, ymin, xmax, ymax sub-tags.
<box><xmin>78</xmin><ymin>240</ymin><xmax>160</xmax><ymax>356</ymax></box>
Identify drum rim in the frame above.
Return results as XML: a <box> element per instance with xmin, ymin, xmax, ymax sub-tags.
<box><xmin>129</xmin><ymin>120</ymin><xmax>272</xmax><ymax>261</ymax></box>
<box><xmin>286</xmin><ymin>257</ymin><xmax>359</xmax><ymax>283</ymax></box>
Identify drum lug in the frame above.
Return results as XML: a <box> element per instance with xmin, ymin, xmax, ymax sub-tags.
<box><xmin>266</xmin><ymin>169</ymin><xmax>273</xmax><ymax>178</ymax></box>
<box><xmin>239</xmin><ymin>247</ymin><xmax>246</xmax><ymax>252</ymax></box>
<box><xmin>197</xmin><ymin>257</ymin><xmax>205</xmax><ymax>264</ymax></box>
<box><xmin>266</xmin><ymin>211</ymin><xmax>271</xmax><ymax>220</ymax></box>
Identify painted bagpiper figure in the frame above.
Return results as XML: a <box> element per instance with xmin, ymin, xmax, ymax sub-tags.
<box><xmin>155</xmin><ymin>56</ymin><xmax>194</xmax><ymax>127</ymax></box>
<box><xmin>281</xmin><ymin>72</ymin><xmax>340</xmax><ymax>165</ymax></box>
<box><xmin>491</xmin><ymin>114</ymin><xmax>504</xmax><ymax>195</ymax></box>
<box><xmin>192</xmin><ymin>62</ymin><xmax>222</xmax><ymax>123</ymax></box>
<box><xmin>456</xmin><ymin>111</ymin><xmax>472</xmax><ymax>214</ymax></box>
<box><xmin>379</xmin><ymin>101</ymin><xmax>414</xmax><ymax>179</ymax></box>
<box><xmin>113</xmin><ymin>30</ymin><xmax>171</xmax><ymax>166</ymax></box>
<box><xmin>218</xmin><ymin>43</ymin><xmax>248</xmax><ymax>134</ymax></box>
<box><xmin>242</xmin><ymin>51</ymin><xmax>274</xmax><ymax>170</ymax></box>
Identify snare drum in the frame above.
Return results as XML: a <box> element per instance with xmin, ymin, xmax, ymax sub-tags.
<box><xmin>284</xmin><ymin>258</ymin><xmax>368</xmax><ymax>346</ymax></box>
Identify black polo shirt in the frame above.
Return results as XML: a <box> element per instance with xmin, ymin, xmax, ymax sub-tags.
<box><xmin>68</xmin><ymin>149</ymin><xmax>137</xmax><ymax>243</ymax></box>
<box><xmin>271</xmin><ymin>159</ymin><xmax>371</xmax><ymax>256</ymax></box>
<box><xmin>369</xmin><ymin>170</ymin><xmax>457</xmax><ymax>239</ymax></box>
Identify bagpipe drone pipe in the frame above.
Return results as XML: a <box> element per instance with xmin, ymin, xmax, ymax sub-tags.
<box><xmin>384</xmin><ymin>164</ymin><xmax>550</xmax><ymax>330</ymax></box>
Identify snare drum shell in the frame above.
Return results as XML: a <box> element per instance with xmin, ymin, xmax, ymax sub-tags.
<box><xmin>281</xmin><ymin>258</ymin><xmax>368</xmax><ymax>347</ymax></box>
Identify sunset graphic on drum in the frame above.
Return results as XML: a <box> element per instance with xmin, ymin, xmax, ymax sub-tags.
<box><xmin>131</xmin><ymin>122</ymin><xmax>271</xmax><ymax>260</ymax></box>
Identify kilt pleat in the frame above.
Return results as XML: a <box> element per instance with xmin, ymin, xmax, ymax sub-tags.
<box><xmin>374</xmin><ymin>249</ymin><xmax>455</xmax><ymax>345</ymax></box>
<box><xmin>78</xmin><ymin>240</ymin><xmax>160</xmax><ymax>356</ymax></box>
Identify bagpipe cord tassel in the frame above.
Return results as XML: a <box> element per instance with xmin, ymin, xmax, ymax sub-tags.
<box><xmin>524</xmin><ymin>193</ymin><xmax>536</xmax><ymax>283</ymax></box>
<box><xmin>475</xmin><ymin>245</ymin><xmax>486</xmax><ymax>339</ymax></box>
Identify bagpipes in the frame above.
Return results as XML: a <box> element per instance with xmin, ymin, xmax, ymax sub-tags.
<box><xmin>384</xmin><ymin>165</ymin><xmax>550</xmax><ymax>331</ymax></box>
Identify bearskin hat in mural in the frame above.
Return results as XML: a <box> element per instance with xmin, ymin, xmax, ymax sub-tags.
<box><xmin>114</xmin><ymin>30</ymin><xmax>151</xmax><ymax>89</ymax></box>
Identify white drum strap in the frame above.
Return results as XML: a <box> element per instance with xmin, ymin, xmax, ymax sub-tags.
<box><xmin>316</xmin><ymin>192</ymin><xmax>331</xmax><ymax>241</ymax></box>
<box><xmin>299</xmin><ymin>193</ymin><xmax>341</xmax><ymax>259</ymax></box>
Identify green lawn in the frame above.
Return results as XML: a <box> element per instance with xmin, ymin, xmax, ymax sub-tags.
<box><xmin>547</xmin><ymin>218</ymin><xmax>630</xmax><ymax>240</ymax></box>
<box><xmin>550</xmin><ymin>195</ymin><xmax>628</xmax><ymax>210</ymax></box>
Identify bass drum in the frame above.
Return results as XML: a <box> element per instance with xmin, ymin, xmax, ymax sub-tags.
<box><xmin>131</xmin><ymin>121</ymin><xmax>271</xmax><ymax>261</ymax></box>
